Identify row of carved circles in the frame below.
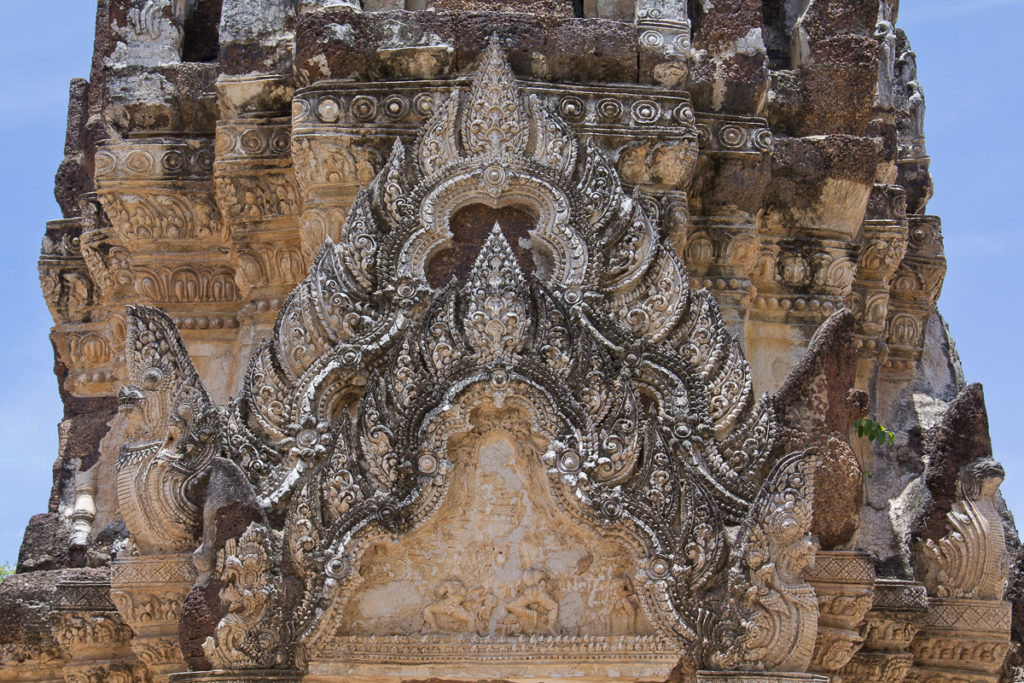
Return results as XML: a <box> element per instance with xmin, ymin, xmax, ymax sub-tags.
<box><xmin>898</xmin><ymin>140</ymin><xmax>927</xmax><ymax>158</ymax></box>
<box><xmin>298</xmin><ymin>92</ymin><xmax>437</xmax><ymax>125</ymax></box>
<box><xmin>751</xmin><ymin>296</ymin><xmax>843</xmax><ymax>314</ymax></box>
<box><xmin>170</xmin><ymin>315</ymin><xmax>240</xmax><ymax>330</ymax></box>
<box><xmin>216</xmin><ymin>126</ymin><xmax>291</xmax><ymax>158</ymax></box>
<box><xmin>300</xmin><ymin>90</ymin><xmax>696</xmax><ymax>130</ymax></box>
<box><xmin>852</xmin><ymin>337</ymin><xmax>886</xmax><ymax>355</ymax></box>
<box><xmin>881</xmin><ymin>358</ymin><xmax>916</xmax><ymax>372</ymax></box>
<box><xmin>69</xmin><ymin>369</ymin><xmax>118</xmax><ymax>385</ymax></box>
<box><xmin>695</xmin><ymin>122</ymin><xmax>773</xmax><ymax>153</ymax></box>
<box><xmin>637</xmin><ymin>27</ymin><xmax>691</xmax><ymax>53</ymax></box>
<box><xmin>635</xmin><ymin>6</ymin><xmax>690</xmax><ymax>22</ymax></box>
<box><xmin>240</xmin><ymin>297</ymin><xmax>286</xmax><ymax>317</ymax></box>
<box><xmin>558</xmin><ymin>95</ymin><xmax>694</xmax><ymax>127</ymax></box>
<box><xmin>95</xmin><ymin>146</ymin><xmax>214</xmax><ymax>179</ymax></box>
<box><xmin>687</xmin><ymin>277</ymin><xmax>754</xmax><ymax>292</ymax></box>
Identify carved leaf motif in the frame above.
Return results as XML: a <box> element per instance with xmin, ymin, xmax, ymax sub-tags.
<box><xmin>671</xmin><ymin>289</ymin><xmax>730</xmax><ymax>380</ymax></box>
<box><xmin>357</xmin><ymin>381</ymin><xmax>401</xmax><ymax>494</ymax></box>
<box><xmin>287</xmin><ymin>483</ymin><xmax>320</xmax><ymax>580</ymax></box>
<box><xmin>577</xmin><ymin>142</ymin><xmax>623</xmax><ymax>240</ymax></box>
<box><xmin>626</xmin><ymin>422</ymin><xmax>679</xmax><ymax>519</ymax></box>
<box><xmin>373</xmin><ymin>139</ymin><xmax>412</xmax><ymax>226</ymax></box>
<box><xmin>612</xmin><ymin>247</ymin><xmax>688</xmax><ymax>343</ymax></box>
<box><xmin>418</xmin><ymin>88</ymin><xmax>461</xmax><ymax>177</ymax></box>
<box><xmin>461</xmin><ymin>37</ymin><xmax>529</xmax><ymax>159</ymax></box>
<box><xmin>569</xmin><ymin>331</ymin><xmax>615</xmax><ymax>421</ymax></box>
<box><xmin>528</xmin><ymin>94</ymin><xmax>578</xmax><ymax>174</ymax></box>
<box><xmin>337</xmin><ymin>190</ymin><xmax>381</xmax><ymax>296</ymax></box>
<box><xmin>274</xmin><ymin>285</ymin><xmax>327</xmax><ymax>384</ymax></box>
<box><xmin>678</xmin><ymin>467</ymin><xmax>726</xmax><ymax>592</ymax></box>
<box><xmin>602</xmin><ymin>191</ymin><xmax>659</xmax><ymax>294</ymax></box>
<box><xmin>532</xmin><ymin>283</ymin><xmax>573</xmax><ymax>375</ymax></box>
<box><xmin>460</xmin><ymin>225</ymin><xmax>529</xmax><ymax>361</ymax></box>
<box><xmin>244</xmin><ymin>341</ymin><xmax>291</xmax><ymax>441</ymax></box>
<box><xmin>419</xmin><ymin>291</ymin><xmax>464</xmax><ymax>377</ymax></box>
<box><xmin>707</xmin><ymin>341</ymin><xmax>754</xmax><ymax>439</ymax></box>
<box><xmin>321</xmin><ymin>423</ymin><xmax>363</xmax><ymax>524</ymax></box>
<box><xmin>592</xmin><ymin>377</ymin><xmax>642</xmax><ymax>485</ymax></box>
<box><xmin>716</xmin><ymin>397</ymin><xmax>777</xmax><ymax>508</ymax></box>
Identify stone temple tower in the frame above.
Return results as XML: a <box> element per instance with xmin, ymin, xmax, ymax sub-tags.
<box><xmin>2</xmin><ymin>1</ymin><xmax>1020</xmax><ymax>682</ymax></box>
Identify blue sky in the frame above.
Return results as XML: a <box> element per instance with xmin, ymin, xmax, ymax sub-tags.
<box><xmin>0</xmin><ymin>1</ymin><xmax>1021</xmax><ymax>563</ymax></box>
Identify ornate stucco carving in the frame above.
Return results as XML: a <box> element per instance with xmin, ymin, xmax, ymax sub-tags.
<box><xmin>102</xmin><ymin>40</ymin><xmax>824</xmax><ymax>679</ymax></box>
<box><xmin>914</xmin><ymin>460</ymin><xmax>1009</xmax><ymax>602</ymax></box>
<box><xmin>711</xmin><ymin>451</ymin><xmax>820</xmax><ymax>673</ymax></box>
<box><xmin>116</xmin><ymin>305</ymin><xmax>218</xmax><ymax>554</ymax></box>
<box><xmin>10</xmin><ymin>3</ymin><xmax>1018</xmax><ymax>681</ymax></box>
<box><xmin>904</xmin><ymin>460</ymin><xmax>1013</xmax><ymax>683</ymax></box>
<box><xmin>203</xmin><ymin>522</ymin><xmax>285</xmax><ymax>669</ymax></box>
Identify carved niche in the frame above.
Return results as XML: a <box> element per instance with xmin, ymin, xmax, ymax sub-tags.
<box><xmin>118</xmin><ymin>40</ymin><xmax>823</xmax><ymax>680</ymax></box>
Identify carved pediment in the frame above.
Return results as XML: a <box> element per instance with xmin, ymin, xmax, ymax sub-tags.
<box><xmin>118</xmin><ymin>39</ymin><xmax>821</xmax><ymax>678</ymax></box>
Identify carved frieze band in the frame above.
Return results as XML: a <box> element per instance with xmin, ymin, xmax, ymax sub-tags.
<box><xmin>694</xmin><ymin>115</ymin><xmax>773</xmax><ymax>156</ymax></box>
<box><xmin>215</xmin><ymin>119</ymin><xmax>292</xmax><ymax>162</ymax></box>
<box><xmin>325</xmin><ymin>634</ymin><xmax>679</xmax><ymax>662</ymax></box>
<box><xmin>95</xmin><ymin>139</ymin><xmax>215</xmax><ymax>183</ymax></box>
<box><xmin>295</xmin><ymin>79</ymin><xmax>698</xmax><ymax>138</ymax></box>
<box><xmin>870</xmin><ymin>580</ymin><xmax>928</xmax><ymax>613</ymax></box>
<box><xmin>111</xmin><ymin>554</ymin><xmax>197</xmax><ymax>586</ymax></box>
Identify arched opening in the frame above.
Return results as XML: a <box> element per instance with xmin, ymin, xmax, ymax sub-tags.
<box><xmin>425</xmin><ymin>203</ymin><xmax>542</xmax><ymax>288</ymax></box>
<box><xmin>182</xmin><ymin>0</ymin><xmax>222</xmax><ymax>63</ymax></box>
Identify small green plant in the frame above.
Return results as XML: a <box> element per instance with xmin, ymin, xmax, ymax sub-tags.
<box><xmin>854</xmin><ymin>418</ymin><xmax>895</xmax><ymax>446</ymax></box>
<box><xmin>0</xmin><ymin>562</ymin><xmax>14</xmax><ymax>583</ymax></box>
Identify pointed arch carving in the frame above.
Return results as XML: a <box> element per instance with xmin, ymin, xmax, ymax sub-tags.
<box><xmin>117</xmin><ymin>38</ymin><xmax>820</xmax><ymax>678</ymax></box>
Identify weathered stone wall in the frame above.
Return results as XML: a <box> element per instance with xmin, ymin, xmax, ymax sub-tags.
<box><xmin>5</xmin><ymin>1</ymin><xmax>1019</xmax><ymax>681</ymax></box>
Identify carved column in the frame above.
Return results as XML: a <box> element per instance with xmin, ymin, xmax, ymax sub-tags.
<box><xmin>110</xmin><ymin>555</ymin><xmax>196</xmax><ymax>681</ymax></box>
<box><xmin>291</xmin><ymin>90</ymin><xmax>382</xmax><ymax>263</ymax></box>
<box><xmin>841</xmin><ymin>580</ymin><xmax>926</xmax><ymax>683</ymax></box>
<box><xmin>685</xmin><ymin>114</ymin><xmax>772</xmax><ymax>340</ymax></box>
<box><xmin>807</xmin><ymin>551</ymin><xmax>876</xmax><ymax>680</ymax></box>
<box><xmin>213</xmin><ymin>116</ymin><xmax>301</xmax><ymax>349</ymax></box>
<box><xmin>42</xmin><ymin>214</ymin><xmax>120</xmax><ymax>399</ymax></box>
<box><xmin>848</xmin><ymin>185</ymin><xmax>909</xmax><ymax>390</ymax></box>
<box><xmin>51</xmin><ymin>574</ymin><xmax>147</xmax><ymax>683</ymax></box>
<box><xmin>880</xmin><ymin>215</ymin><xmax>945</xmax><ymax>381</ymax></box>
<box><xmin>95</xmin><ymin>137</ymin><xmax>244</xmax><ymax>401</ymax></box>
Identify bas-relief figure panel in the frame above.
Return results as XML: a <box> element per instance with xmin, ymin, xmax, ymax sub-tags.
<box><xmin>338</xmin><ymin>427</ymin><xmax>652</xmax><ymax>640</ymax></box>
